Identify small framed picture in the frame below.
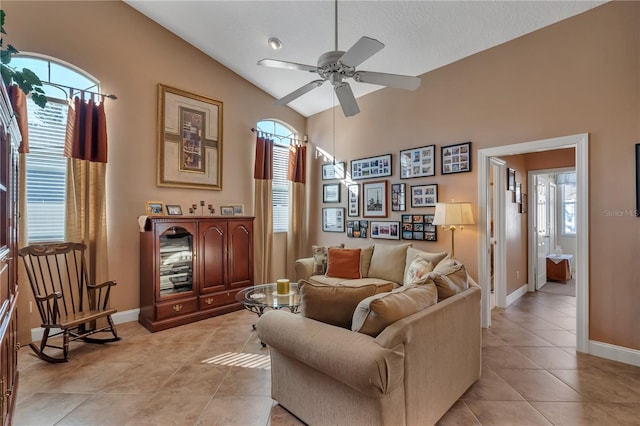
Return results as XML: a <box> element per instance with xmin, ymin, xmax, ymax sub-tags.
<box><xmin>521</xmin><ymin>193</ymin><xmax>528</xmax><ymax>214</ymax></box>
<box><xmin>363</xmin><ymin>180</ymin><xmax>389</xmax><ymax>218</ymax></box>
<box><xmin>232</xmin><ymin>204</ymin><xmax>244</xmax><ymax>215</ymax></box>
<box><xmin>391</xmin><ymin>183</ymin><xmax>406</xmax><ymax>212</ymax></box>
<box><xmin>322</xmin><ymin>162</ymin><xmax>346</xmax><ymax>180</ymax></box>
<box><xmin>347</xmin><ymin>184</ymin><xmax>360</xmax><ymax>217</ymax></box>
<box><xmin>350</xmin><ymin>154</ymin><xmax>392</xmax><ymax>181</ymax></box>
<box><xmin>400</xmin><ymin>145</ymin><xmax>435</xmax><ymax>179</ymax></box>
<box><xmin>441</xmin><ymin>142</ymin><xmax>471</xmax><ymax>174</ymax></box>
<box><xmin>410</xmin><ymin>184</ymin><xmax>438</xmax><ymax>208</ymax></box>
<box><xmin>166</xmin><ymin>204</ymin><xmax>183</xmax><ymax>216</ymax></box>
<box><xmin>507</xmin><ymin>168</ymin><xmax>516</xmax><ymax>191</ymax></box>
<box><xmin>401</xmin><ymin>214</ymin><xmax>437</xmax><ymax>241</ymax></box>
<box><xmin>323</xmin><ymin>183</ymin><xmax>341</xmax><ymax>203</ymax></box>
<box><xmin>346</xmin><ymin>219</ymin><xmax>368</xmax><ymax>238</ymax></box>
<box><xmin>515</xmin><ymin>183</ymin><xmax>522</xmax><ymax>204</ymax></box>
<box><xmin>322</xmin><ymin>207</ymin><xmax>345</xmax><ymax>233</ymax></box>
<box><xmin>220</xmin><ymin>205</ymin><xmax>235</xmax><ymax>216</ymax></box>
<box><xmin>370</xmin><ymin>221</ymin><xmax>400</xmax><ymax>240</ymax></box>
<box><xmin>145</xmin><ymin>201</ymin><xmax>165</xmax><ymax>216</ymax></box>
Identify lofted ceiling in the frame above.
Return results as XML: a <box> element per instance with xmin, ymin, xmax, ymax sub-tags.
<box><xmin>124</xmin><ymin>0</ymin><xmax>604</xmax><ymax>118</ymax></box>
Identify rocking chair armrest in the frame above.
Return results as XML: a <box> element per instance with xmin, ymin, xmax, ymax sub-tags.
<box><xmin>87</xmin><ymin>280</ymin><xmax>117</xmax><ymax>290</ymax></box>
<box><xmin>33</xmin><ymin>292</ymin><xmax>63</xmax><ymax>302</ymax></box>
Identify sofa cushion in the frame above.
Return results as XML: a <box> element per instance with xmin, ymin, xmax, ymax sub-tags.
<box><xmin>312</xmin><ymin>244</ymin><xmax>344</xmax><ymax>275</ymax></box>
<box><xmin>352</xmin><ymin>283</ymin><xmax>438</xmax><ymax>337</ymax></box>
<box><xmin>404</xmin><ymin>257</ymin><xmax>435</xmax><ymax>285</ymax></box>
<box><xmin>403</xmin><ymin>247</ymin><xmax>449</xmax><ymax>282</ymax></box>
<box><xmin>360</xmin><ymin>245</ymin><xmax>374</xmax><ymax>277</ymax></box>
<box><xmin>308</xmin><ymin>275</ymin><xmax>396</xmax><ymax>289</ymax></box>
<box><xmin>299</xmin><ymin>280</ymin><xmax>390</xmax><ymax>329</ymax></box>
<box><xmin>326</xmin><ymin>248</ymin><xmax>361</xmax><ymax>279</ymax></box>
<box><xmin>367</xmin><ymin>243</ymin><xmax>411</xmax><ymax>284</ymax></box>
<box><xmin>427</xmin><ymin>258</ymin><xmax>469</xmax><ymax>300</ymax></box>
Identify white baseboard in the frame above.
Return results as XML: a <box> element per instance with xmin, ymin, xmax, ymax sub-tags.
<box><xmin>30</xmin><ymin>308</ymin><xmax>140</xmax><ymax>343</ymax></box>
<box><xmin>506</xmin><ymin>284</ymin><xmax>528</xmax><ymax>307</ymax></box>
<box><xmin>588</xmin><ymin>340</ymin><xmax>640</xmax><ymax>367</ymax></box>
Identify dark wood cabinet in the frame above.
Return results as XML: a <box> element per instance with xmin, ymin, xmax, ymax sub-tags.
<box><xmin>139</xmin><ymin>216</ymin><xmax>254</xmax><ymax>332</ymax></box>
<box><xmin>0</xmin><ymin>83</ymin><xmax>20</xmax><ymax>426</ymax></box>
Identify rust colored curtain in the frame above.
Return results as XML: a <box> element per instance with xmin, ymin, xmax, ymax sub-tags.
<box><xmin>64</xmin><ymin>96</ymin><xmax>109</xmax><ymax>285</ymax></box>
<box><xmin>64</xmin><ymin>97</ymin><xmax>108</xmax><ymax>163</ymax></box>
<box><xmin>7</xmin><ymin>85</ymin><xmax>29</xmax><ymax>153</ymax></box>
<box><xmin>253</xmin><ymin>135</ymin><xmax>274</xmax><ymax>284</ymax></box>
<box><xmin>287</xmin><ymin>143</ymin><xmax>307</xmax><ymax>278</ymax></box>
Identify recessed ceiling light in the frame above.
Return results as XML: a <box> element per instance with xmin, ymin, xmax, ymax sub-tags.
<box><xmin>268</xmin><ymin>37</ymin><xmax>282</xmax><ymax>50</ymax></box>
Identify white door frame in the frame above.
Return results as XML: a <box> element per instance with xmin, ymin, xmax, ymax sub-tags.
<box><xmin>477</xmin><ymin>133</ymin><xmax>589</xmax><ymax>353</ymax></box>
<box><xmin>528</xmin><ymin>167</ymin><xmax>575</xmax><ymax>293</ymax></box>
<box><xmin>490</xmin><ymin>158</ymin><xmax>507</xmax><ymax>308</ymax></box>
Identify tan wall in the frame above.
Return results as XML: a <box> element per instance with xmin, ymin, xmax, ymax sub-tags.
<box><xmin>502</xmin><ymin>155</ymin><xmax>528</xmax><ymax>295</ymax></box>
<box><xmin>5</xmin><ymin>1</ymin><xmax>305</xmax><ymax>338</ymax></box>
<box><xmin>307</xmin><ymin>3</ymin><xmax>640</xmax><ymax>350</ymax></box>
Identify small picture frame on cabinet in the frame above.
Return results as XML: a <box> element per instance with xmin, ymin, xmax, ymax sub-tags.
<box><xmin>220</xmin><ymin>205</ymin><xmax>235</xmax><ymax>216</ymax></box>
<box><xmin>166</xmin><ymin>205</ymin><xmax>183</xmax><ymax>215</ymax></box>
<box><xmin>145</xmin><ymin>201</ymin><xmax>165</xmax><ymax>216</ymax></box>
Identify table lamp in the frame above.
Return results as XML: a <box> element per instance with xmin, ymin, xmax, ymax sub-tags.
<box><xmin>432</xmin><ymin>202</ymin><xmax>474</xmax><ymax>258</ymax></box>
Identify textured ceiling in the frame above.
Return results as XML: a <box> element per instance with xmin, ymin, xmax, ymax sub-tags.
<box><xmin>125</xmin><ymin>1</ymin><xmax>604</xmax><ymax>117</ymax></box>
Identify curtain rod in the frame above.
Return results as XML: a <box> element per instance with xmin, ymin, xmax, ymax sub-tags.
<box><xmin>43</xmin><ymin>81</ymin><xmax>118</xmax><ymax>100</ymax></box>
<box><xmin>251</xmin><ymin>127</ymin><xmax>307</xmax><ymax>144</ymax></box>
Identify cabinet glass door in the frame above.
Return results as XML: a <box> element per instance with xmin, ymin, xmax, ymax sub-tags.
<box><xmin>159</xmin><ymin>226</ymin><xmax>194</xmax><ymax>296</ymax></box>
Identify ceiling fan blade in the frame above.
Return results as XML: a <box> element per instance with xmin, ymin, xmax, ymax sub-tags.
<box><xmin>257</xmin><ymin>59</ymin><xmax>318</xmax><ymax>72</ymax></box>
<box><xmin>353</xmin><ymin>71</ymin><xmax>421</xmax><ymax>91</ymax></box>
<box><xmin>275</xmin><ymin>79</ymin><xmax>325</xmax><ymax>106</ymax></box>
<box><xmin>334</xmin><ymin>83</ymin><xmax>360</xmax><ymax>117</ymax></box>
<box><xmin>338</xmin><ymin>36</ymin><xmax>385</xmax><ymax>68</ymax></box>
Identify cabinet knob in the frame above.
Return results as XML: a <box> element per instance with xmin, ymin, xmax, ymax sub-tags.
<box><xmin>205</xmin><ymin>297</ymin><xmax>214</xmax><ymax>305</ymax></box>
<box><xmin>172</xmin><ymin>304</ymin><xmax>182</xmax><ymax>312</ymax></box>
<box><xmin>14</xmin><ymin>342</ymin><xmax>21</xmax><ymax>351</ymax></box>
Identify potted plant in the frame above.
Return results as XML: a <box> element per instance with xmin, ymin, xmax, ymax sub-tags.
<box><xmin>0</xmin><ymin>10</ymin><xmax>46</xmax><ymax>107</ymax></box>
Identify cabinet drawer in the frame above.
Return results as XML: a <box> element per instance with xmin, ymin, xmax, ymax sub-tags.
<box><xmin>199</xmin><ymin>290</ymin><xmax>240</xmax><ymax>310</ymax></box>
<box><xmin>156</xmin><ymin>297</ymin><xmax>198</xmax><ymax>320</ymax></box>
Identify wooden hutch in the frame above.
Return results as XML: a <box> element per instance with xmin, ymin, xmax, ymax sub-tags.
<box><xmin>139</xmin><ymin>216</ymin><xmax>254</xmax><ymax>332</ymax></box>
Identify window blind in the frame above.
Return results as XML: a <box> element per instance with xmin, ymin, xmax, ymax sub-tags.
<box><xmin>272</xmin><ymin>144</ymin><xmax>289</xmax><ymax>233</ymax></box>
<box><xmin>25</xmin><ymin>98</ymin><xmax>68</xmax><ymax>242</ymax></box>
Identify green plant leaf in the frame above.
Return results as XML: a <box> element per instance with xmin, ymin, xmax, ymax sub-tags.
<box><xmin>1</xmin><ymin>49</ymin><xmax>12</xmax><ymax>65</ymax></box>
<box><xmin>6</xmin><ymin>44</ymin><xmax>18</xmax><ymax>54</ymax></box>
<box><xmin>0</xmin><ymin>10</ymin><xmax>6</xmax><ymax>34</ymax></box>
<box><xmin>32</xmin><ymin>92</ymin><xmax>47</xmax><ymax>108</ymax></box>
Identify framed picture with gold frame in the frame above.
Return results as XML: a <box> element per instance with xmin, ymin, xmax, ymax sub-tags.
<box><xmin>157</xmin><ymin>84</ymin><xmax>223</xmax><ymax>190</ymax></box>
<box><xmin>145</xmin><ymin>201</ymin><xmax>165</xmax><ymax>216</ymax></box>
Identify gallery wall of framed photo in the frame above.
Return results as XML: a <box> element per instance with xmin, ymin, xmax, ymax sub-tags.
<box><xmin>319</xmin><ymin>142</ymin><xmax>472</xmax><ymax>242</ymax></box>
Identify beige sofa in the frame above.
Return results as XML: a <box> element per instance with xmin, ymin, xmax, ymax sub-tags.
<box><xmin>256</xmin><ymin>280</ymin><xmax>481</xmax><ymax>426</ymax></box>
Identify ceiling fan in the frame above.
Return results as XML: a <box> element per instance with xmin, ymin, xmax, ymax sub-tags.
<box><xmin>257</xmin><ymin>1</ymin><xmax>421</xmax><ymax>117</ymax></box>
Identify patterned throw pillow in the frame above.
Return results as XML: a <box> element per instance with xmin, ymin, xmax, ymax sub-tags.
<box><xmin>404</xmin><ymin>257</ymin><xmax>434</xmax><ymax>286</ymax></box>
<box><xmin>312</xmin><ymin>244</ymin><xmax>344</xmax><ymax>275</ymax></box>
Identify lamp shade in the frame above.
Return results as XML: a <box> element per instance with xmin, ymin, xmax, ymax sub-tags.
<box><xmin>432</xmin><ymin>202</ymin><xmax>475</xmax><ymax>226</ymax></box>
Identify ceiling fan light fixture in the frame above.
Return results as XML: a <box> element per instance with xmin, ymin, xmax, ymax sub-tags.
<box><xmin>268</xmin><ymin>37</ymin><xmax>283</xmax><ymax>50</ymax></box>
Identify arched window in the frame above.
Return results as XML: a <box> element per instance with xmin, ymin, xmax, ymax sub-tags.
<box><xmin>256</xmin><ymin>120</ymin><xmax>297</xmax><ymax>233</ymax></box>
<box><xmin>12</xmin><ymin>55</ymin><xmax>99</xmax><ymax>242</ymax></box>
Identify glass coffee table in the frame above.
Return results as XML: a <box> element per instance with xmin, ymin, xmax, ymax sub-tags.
<box><xmin>236</xmin><ymin>282</ymin><xmax>301</xmax><ymax>325</ymax></box>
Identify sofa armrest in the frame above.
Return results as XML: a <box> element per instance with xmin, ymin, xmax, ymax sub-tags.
<box><xmin>294</xmin><ymin>257</ymin><xmax>314</xmax><ymax>282</ymax></box>
<box><xmin>256</xmin><ymin>310</ymin><xmax>404</xmax><ymax>397</ymax></box>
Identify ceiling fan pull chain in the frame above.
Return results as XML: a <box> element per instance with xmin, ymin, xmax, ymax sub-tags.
<box><xmin>334</xmin><ymin>0</ymin><xmax>338</xmax><ymax>51</ymax></box>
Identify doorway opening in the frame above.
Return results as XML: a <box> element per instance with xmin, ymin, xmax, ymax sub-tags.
<box><xmin>478</xmin><ymin>133</ymin><xmax>589</xmax><ymax>353</ymax></box>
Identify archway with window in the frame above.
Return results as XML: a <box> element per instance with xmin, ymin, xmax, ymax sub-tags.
<box><xmin>12</xmin><ymin>54</ymin><xmax>101</xmax><ymax>244</ymax></box>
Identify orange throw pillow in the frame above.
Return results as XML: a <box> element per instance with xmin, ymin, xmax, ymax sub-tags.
<box><xmin>326</xmin><ymin>248</ymin><xmax>362</xmax><ymax>279</ymax></box>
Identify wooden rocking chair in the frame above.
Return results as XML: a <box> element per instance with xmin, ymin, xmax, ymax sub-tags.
<box><xmin>19</xmin><ymin>242</ymin><xmax>120</xmax><ymax>363</ymax></box>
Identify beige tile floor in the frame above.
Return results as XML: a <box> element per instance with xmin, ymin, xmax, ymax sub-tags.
<box><xmin>14</xmin><ymin>289</ymin><xmax>640</xmax><ymax>425</ymax></box>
